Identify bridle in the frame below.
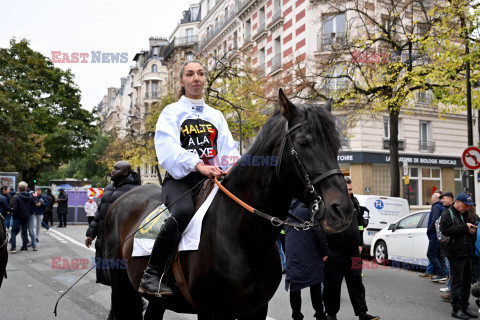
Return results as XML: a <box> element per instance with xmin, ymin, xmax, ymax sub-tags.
<box><xmin>275</xmin><ymin>120</ymin><xmax>344</xmax><ymax>223</ymax></box>
<box><xmin>214</xmin><ymin>119</ymin><xmax>344</xmax><ymax>230</ymax></box>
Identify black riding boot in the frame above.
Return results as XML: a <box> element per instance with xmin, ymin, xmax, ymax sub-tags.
<box><xmin>138</xmin><ymin>217</ymin><xmax>182</xmax><ymax>295</ymax></box>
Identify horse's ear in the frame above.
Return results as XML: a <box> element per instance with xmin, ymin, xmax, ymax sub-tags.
<box><xmin>324</xmin><ymin>98</ymin><xmax>333</xmax><ymax>113</ymax></box>
<box><xmin>278</xmin><ymin>88</ymin><xmax>297</xmax><ymax>120</ymax></box>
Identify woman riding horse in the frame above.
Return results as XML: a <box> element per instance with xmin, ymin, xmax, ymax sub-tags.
<box><xmin>139</xmin><ymin>60</ymin><xmax>240</xmax><ymax>295</ymax></box>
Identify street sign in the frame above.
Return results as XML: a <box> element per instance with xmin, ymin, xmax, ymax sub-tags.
<box><xmin>462</xmin><ymin>146</ymin><xmax>480</xmax><ymax>170</ymax></box>
<box><xmin>403</xmin><ymin>159</ymin><xmax>408</xmax><ymax>176</ymax></box>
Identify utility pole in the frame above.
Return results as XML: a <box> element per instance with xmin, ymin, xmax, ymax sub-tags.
<box><xmin>464</xmin><ymin>13</ymin><xmax>475</xmax><ymax>202</ymax></box>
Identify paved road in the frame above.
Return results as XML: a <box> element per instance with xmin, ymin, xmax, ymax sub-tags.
<box><xmin>1</xmin><ymin>225</ymin><xmax>478</xmax><ymax>319</ymax></box>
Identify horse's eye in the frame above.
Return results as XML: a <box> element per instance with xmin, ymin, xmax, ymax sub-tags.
<box><xmin>298</xmin><ymin>139</ymin><xmax>311</xmax><ymax>149</ymax></box>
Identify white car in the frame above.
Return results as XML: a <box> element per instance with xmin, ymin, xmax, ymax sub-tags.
<box><xmin>370</xmin><ymin>210</ymin><xmax>431</xmax><ymax>267</ymax></box>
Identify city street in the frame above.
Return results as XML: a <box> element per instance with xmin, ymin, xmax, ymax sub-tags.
<box><xmin>1</xmin><ymin>225</ymin><xmax>478</xmax><ymax>320</ymax></box>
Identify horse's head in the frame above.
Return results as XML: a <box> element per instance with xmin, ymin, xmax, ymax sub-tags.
<box><xmin>276</xmin><ymin>89</ymin><xmax>353</xmax><ymax>234</ymax></box>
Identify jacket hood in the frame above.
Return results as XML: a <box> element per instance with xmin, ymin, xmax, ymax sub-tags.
<box><xmin>114</xmin><ymin>171</ymin><xmax>141</xmax><ymax>187</ymax></box>
<box><xmin>18</xmin><ymin>191</ymin><xmax>32</xmax><ymax>200</ymax></box>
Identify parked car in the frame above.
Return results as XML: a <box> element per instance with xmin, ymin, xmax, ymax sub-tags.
<box><xmin>356</xmin><ymin>195</ymin><xmax>410</xmax><ymax>250</ymax></box>
<box><xmin>370</xmin><ymin>210</ymin><xmax>430</xmax><ymax>267</ymax></box>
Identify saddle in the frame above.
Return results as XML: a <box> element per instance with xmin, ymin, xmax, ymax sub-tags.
<box><xmin>171</xmin><ymin>179</ymin><xmax>215</xmax><ymax>308</ymax></box>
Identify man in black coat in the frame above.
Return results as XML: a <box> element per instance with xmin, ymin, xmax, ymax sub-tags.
<box><xmin>440</xmin><ymin>193</ymin><xmax>477</xmax><ymax>319</ymax></box>
<box><xmin>285</xmin><ymin>199</ymin><xmax>328</xmax><ymax>320</ymax></box>
<box><xmin>56</xmin><ymin>189</ymin><xmax>68</xmax><ymax>227</ymax></box>
<box><xmin>10</xmin><ymin>182</ymin><xmax>35</xmax><ymax>252</ymax></box>
<box><xmin>323</xmin><ymin>177</ymin><xmax>379</xmax><ymax>320</ymax></box>
<box><xmin>85</xmin><ymin>161</ymin><xmax>140</xmax><ymax>285</ymax></box>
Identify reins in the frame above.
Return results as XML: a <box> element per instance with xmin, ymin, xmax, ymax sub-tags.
<box><xmin>214</xmin><ymin>119</ymin><xmax>343</xmax><ymax>231</ymax></box>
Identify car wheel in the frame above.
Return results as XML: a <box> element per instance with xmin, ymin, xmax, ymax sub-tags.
<box><xmin>374</xmin><ymin>240</ymin><xmax>388</xmax><ymax>265</ymax></box>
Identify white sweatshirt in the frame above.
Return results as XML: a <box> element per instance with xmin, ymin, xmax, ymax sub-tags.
<box><xmin>154</xmin><ymin>96</ymin><xmax>240</xmax><ymax>180</ymax></box>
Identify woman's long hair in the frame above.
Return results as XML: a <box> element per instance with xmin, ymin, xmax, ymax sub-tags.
<box><xmin>177</xmin><ymin>60</ymin><xmax>206</xmax><ymax>100</ymax></box>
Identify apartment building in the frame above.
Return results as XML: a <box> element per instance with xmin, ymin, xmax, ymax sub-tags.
<box><xmin>164</xmin><ymin>3</ymin><xmax>202</xmax><ymax>94</ymax></box>
<box><xmin>192</xmin><ymin>0</ymin><xmax>475</xmax><ymax>208</ymax></box>
<box><xmin>98</xmin><ymin>37</ymin><xmax>169</xmax><ymax>185</ymax></box>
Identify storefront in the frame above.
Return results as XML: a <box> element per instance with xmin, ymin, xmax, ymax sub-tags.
<box><xmin>337</xmin><ymin>152</ymin><xmax>464</xmax><ymax>207</ymax></box>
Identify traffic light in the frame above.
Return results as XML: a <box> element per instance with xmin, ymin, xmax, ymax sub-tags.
<box><xmin>33</xmin><ymin>179</ymin><xmax>37</xmax><ymax>184</ymax></box>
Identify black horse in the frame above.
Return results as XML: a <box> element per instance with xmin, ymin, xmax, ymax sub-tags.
<box><xmin>104</xmin><ymin>89</ymin><xmax>353</xmax><ymax>319</ymax></box>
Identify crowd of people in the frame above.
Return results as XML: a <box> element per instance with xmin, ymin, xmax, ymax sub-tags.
<box><xmin>419</xmin><ymin>189</ymin><xmax>479</xmax><ymax>319</ymax></box>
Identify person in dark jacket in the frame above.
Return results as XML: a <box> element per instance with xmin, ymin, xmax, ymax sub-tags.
<box><xmin>56</xmin><ymin>188</ymin><xmax>68</xmax><ymax>227</ymax></box>
<box><xmin>426</xmin><ymin>190</ymin><xmax>447</xmax><ymax>282</ymax></box>
<box><xmin>285</xmin><ymin>199</ymin><xmax>328</xmax><ymax>320</ymax></box>
<box><xmin>0</xmin><ymin>186</ymin><xmax>11</xmax><ymax>220</ymax></box>
<box><xmin>10</xmin><ymin>182</ymin><xmax>35</xmax><ymax>253</ymax></box>
<box><xmin>85</xmin><ymin>161</ymin><xmax>140</xmax><ymax>285</ymax></box>
<box><xmin>323</xmin><ymin>177</ymin><xmax>379</xmax><ymax>320</ymax></box>
<box><xmin>440</xmin><ymin>193</ymin><xmax>477</xmax><ymax>319</ymax></box>
<box><xmin>43</xmin><ymin>188</ymin><xmax>55</xmax><ymax>226</ymax></box>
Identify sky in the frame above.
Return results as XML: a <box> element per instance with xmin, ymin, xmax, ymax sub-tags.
<box><xmin>0</xmin><ymin>0</ymin><xmax>198</xmax><ymax>111</ymax></box>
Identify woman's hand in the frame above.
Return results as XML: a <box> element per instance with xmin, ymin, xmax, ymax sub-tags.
<box><xmin>195</xmin><ymin>162</ymin><xmax>223</xmax><ymax>179</ymax></box>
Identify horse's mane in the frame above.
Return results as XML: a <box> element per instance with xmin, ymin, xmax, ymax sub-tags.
<box><xmin>246</xmin><ymin>103</ymin><xmax>341</xmax><ymax>156</ymax></box>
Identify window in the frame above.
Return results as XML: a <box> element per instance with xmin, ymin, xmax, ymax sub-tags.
<box><xmin>233</xmin><ymin>31</ymin><xmax>238</xmax><ymax>49</ymax></box>
<box><xmin>258</xmin><ymin>48</ymin><xmax>266</xmax><ymax>75</ymax></box>
<box><xmin>259</xmin><ymin>7</ymin><xmax>266</xmax><ymax>32</ymax></box>
<box><xmin>403</xmin><ymin>167</ymin><xmax>441</xmax><ymax>205</ymax></box>
<box><xmin>455</xmin><ymin>169</ymin><xmax>465</xmax><ymax>195</ymax></box>
<box><xmin>321</xmin><ymin>13</ymin><xmax>346</xmax><ymax>50</ymax></box>
<box><xmin>186</xmin><ymin>28</ymin><xmax>194</xmax><ymax>42</ymax></box>
<box><xmin>373</xmin><ymin>165</ymin><xmax>391</xmax><ymax>196</ymax></box>
<box><xmin>325</xmin><ymin>65</ymin><xmax>348</xmax><ymax>95</ymax></box>
<box><xmin>272</xmin><ymin>37</ymin><xmax>282</xmax><ymax>72</ymax></box>
<box><xmin>383</xmin><ymin>117</ymin><xmax>390</xmax><ymax>139</ymax></box>
<box><xmin>151</xmin><ymin>64</ymin><xmax>158</xmax><ymax>73</ymax></box>
<box><xmin>152</xmin><ymin>82</ymin><xmax>158</xmax><ymax>97</ymax></box>
<box><xmin>336</xmin><ymin>115</ymin><xmax>349</xmax><ymax>149</ymax></box>
<box><xmin>225</xmin><ymin>6</ymin><xmax>229</xmax><ymax>19</ymax></box>
<box><xmin>397</xmin><ymin>212</ymin><xmax>423</xmax><ymax>229</ymax></box>
<box><xmin>185</xmin><ymin>52</ymin><xmax>194</xmax><ymax>61</ymax></box>
<box><xmin>207</xmin><ymin>0</ymin><xmax>210</xmax><ymax>13</ymax></box>
<box><xmin>417</xmin><ymin>90</ymin><xmax>433</xmax><ymax>104</ymax></box>
<box><xmin>153</xmin><ymin>47</ymin><xmax>159</xmax><ymax>56</ymax></box>
<box><xmin>245</xmin><ymin>19</ymin><xmax>252</xmax><ymax>42</ymax></box>
<box><xmin>419</xmin><ymin>121</ymin><xmax>434</xmax><ymax>152</ymax></box>
<box><xmin>191</xmin><ymin>5</ymin><xmax>199</xmax><ymax>20</ymax></box>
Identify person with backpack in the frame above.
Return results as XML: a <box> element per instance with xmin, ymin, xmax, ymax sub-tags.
<box><xmin>439</xmin><ymin>191</ymin><xmax>456</xmax><ymax>298</ymax></box>
<box><xmin>427</xmin><ymin>190</ymin><xmax>448</xmax><ymax>282</ymax></box>
<box><xmin>440</xmin><ymin>193</ymin><xmax>477</xmax><ymax>319</ymax></box>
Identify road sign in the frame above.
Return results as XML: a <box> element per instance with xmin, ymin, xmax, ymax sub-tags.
<box><xmin>462</xmin><ymin>146</ymin><xmax>480</xmax><ymax>170</ymax></box>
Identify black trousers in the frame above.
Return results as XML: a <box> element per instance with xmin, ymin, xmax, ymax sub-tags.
<box><xmin>449</xmin><ymin>256</ymin><xmax>472</xmax><ymax>310</ymax></box>
<box><xmin>290</xmin><ymin>283</ymin><xmax>326</xmax><ymax>320</ymax></box>
<box><xmin>323</xmin><ymin>248</ymin><xmax>368</xmax><ymax>316</ymax></box>
<box><xmin>43</xmin><ymin>209</ymin><xmax>53</xmax><ymax>226</ymax></box>
<box><xmin>161</xmin><ymin>173</ymin><xmax>205</xmax><ymax>232</ymax></box>
<box><xmin>58</xmin><ymin>213</ymin><xmax>67</xmax><ymax>226</ymax></box>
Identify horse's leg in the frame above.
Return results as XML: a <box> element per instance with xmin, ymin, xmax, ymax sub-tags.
<box><xmin>110</xmin><ymin>269</ymin><xmax>143</xmax><ymax>320</ymax></box>
<box><xmin>143</xmin><ymin>299</ymin><xmax>165</xmax><ymax>320</ymax></box>
<box><xmin>238</xmin><ymin>304</ymin><xmax>269</xmax><ymax>320</ymax></box>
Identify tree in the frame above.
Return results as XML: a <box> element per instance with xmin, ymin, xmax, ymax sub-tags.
<box><xmin>293</xmin><ymin>0</ymin><xmax>439</xmax><ymax>197</ymax></box>
<box><xmin>0</xmin><ymin>39</ymin><xmax>96</xmax><ymax>185</ymax></box>
<box><xmin>204</xmin><ymin>50</ymin><xmax>272</xmax><ymax>154</ymax></box>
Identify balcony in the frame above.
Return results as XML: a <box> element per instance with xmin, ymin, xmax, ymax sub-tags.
<box><xmin>199</xmin><ymin>9</ymin><xmax>237</xmax><ymax>49</ymax></box>
<box><xmin>419</xmin><ymin>140</ymin><xmax>435</xmax><ymax>153</ymax></box>
<box><xmin>383</xmin><ymin>139</ymin><xmax>405</xmax><ymax>150</ymax></box>
<box><xmin>268</xmin><ymin>9</ymin><xmax>284</xmax><ymax>30</ymax></box>
<box><xmin>165</xmin><ymin>36</ymin><xmax>199</xmax><ymax>59</ymax></box>
<box><xmin>242</xmin><ymin>34</ymin><xmax>254</xmax><ymax>50</ymax></box>
<box><xmin>318</xmin><ymin>33</ymin><xmax>347</xmax><ymax>51</ymax></box>
<box><xmin>235</xmin><ymin>0</ymin><xmax>254</xmax><ymax>14</ymax></box>
<box><xmin>144</xmin><ymin>92</ymin><xmax>149</xmax><ymax>99</ymax></box>
<box><xmin>324</xmin><ymin>79</ymin><xmax>349</xmax><ymax>96</ymax></box>
<box><xmin>271</xmin><ymin>53</ymin><xmax>282</xmax><ymax>75</ymax></box>
<box><xmin>253</xmin><ymin>22</ymin><xmax>267</xmax><ymax>41</ymax></box>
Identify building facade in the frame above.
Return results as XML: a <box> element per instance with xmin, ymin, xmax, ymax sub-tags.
<box><xmin>193</xmin><ymin>0</ymin><xmax>476</xmax><ymax>210</ymax></box>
